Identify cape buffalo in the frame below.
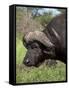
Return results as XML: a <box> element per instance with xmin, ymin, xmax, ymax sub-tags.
<box><xmin>23</xmin><ymin>13</ymin><xmax>67</xmax><ymax>67</ymax></box>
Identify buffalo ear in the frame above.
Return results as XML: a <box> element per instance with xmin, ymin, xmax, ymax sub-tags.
<box><xmin>43</xmin><ymin>47</ymin><xmax>56</xmax><ymax>58</ymax></box>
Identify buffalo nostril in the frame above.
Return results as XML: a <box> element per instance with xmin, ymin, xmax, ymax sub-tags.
<box><xmin>26</xmin><ymin>59</ymin><xmax>30</xmax><ymax>64</ymax></box>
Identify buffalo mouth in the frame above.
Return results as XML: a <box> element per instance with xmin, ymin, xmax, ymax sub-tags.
<box><xmin>23</xmin><ymin>59</ymin><xmax>36</xmax><ymax>67</ymax></box>
<box><xmin>23</xmin><ymin>59</ymin><xmax>42</xmax><ymax>67</ymax></box>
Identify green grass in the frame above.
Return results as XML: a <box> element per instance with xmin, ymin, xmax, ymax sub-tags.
<box><xmin>16</xmin><ymin>37</ymin><xmax>66</xmax><ymax>84</ymax></box>
<box><xmin>16</xmin><ymin>37</ymin><xmax>27</xmax><ymax>64</ymax></box>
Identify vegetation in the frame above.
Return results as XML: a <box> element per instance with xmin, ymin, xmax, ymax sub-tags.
<box><xmin>16</xmin><ymin>7</ymin><xmax>66</xmax><ymax>83</ymax></box>
<box><xmin>16</xmin><ymin>38</ymin><xmax>66</xmax><ymax>83</ymax></box>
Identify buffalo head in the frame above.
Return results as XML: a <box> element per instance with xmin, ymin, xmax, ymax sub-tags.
<box><xmin>23</xmin><ymin>31</ymin><xmax>56</xmax><ymax>67</ymax></box>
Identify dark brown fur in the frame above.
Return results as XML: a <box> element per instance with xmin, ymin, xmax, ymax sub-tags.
<box><xmin>23</xmin><ymin>14</ymin><xmax>67</xmax><ymax>67</ymax></box>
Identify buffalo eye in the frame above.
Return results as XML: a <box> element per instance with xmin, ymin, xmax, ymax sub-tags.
<box><xmin>31</xmin><ymin>45</ymin><xmax>38</xmax><ymax>49</ymax></box>
<box><xmin>31</xmin><ymin>43</ymin><xmax>39</xmax><ymax>49</ymax></box>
